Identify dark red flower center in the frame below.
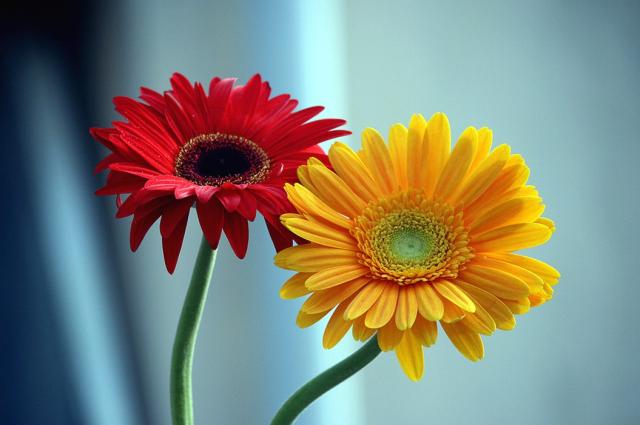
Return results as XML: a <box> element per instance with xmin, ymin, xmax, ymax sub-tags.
<box><xmin>175</xmin><ymin>133</ymin><xmax>270</xmax><ymax>186</ymax></box>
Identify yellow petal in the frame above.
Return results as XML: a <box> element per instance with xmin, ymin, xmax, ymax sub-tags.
<box><xmin>501</xmin><ymin>297</ymin><xmax>531</xmax><ymax>315</ymax></box>
<box><xmin>536</xmin><ymin>217</ymin><xmax>556</xmax><ymax>232</ymax></box>
<box><xmin>352</xmin><ymin>316</ymin><xmax>376</xmax><ymax>341</ymax></box>
<box><xmin>307</xmin><ymin>157</ymin><xmax>325</xmax><ymax>166</ymax></box>
<box><xmin>473</xmin><ymin>256</ymin><xmax>544</xmax><ymax>292</ymax></box>
<box><xmin>469</xmin><ymin>196</ymin><xmax>545</xmax><ymax>236</ymax></box>
<box><xmin>275</xmin><ymin>244</ymin><xmax>358</xmax><ymax>272</ymax></box>
<box><xmin>296</xmin><ymin>165</ymin><xmax>320</xmax><ymax>194</ymax></box>
<box><xmin>302</xmin><ymin>277</ymin><xmax>370</xmax><ymax>314</ymax></box>
<box><xmin>415</xmin><ymin>284</ymin><xmax>444</xmax><ymax>321</ymax></box>
<box><xmin>395</xmin><ymin>330</ymin><xmax>424</xmax><ymax>381</ymax></box>
<box><xmin>395</xmin><ymin>286</ymin><xmax>419</xmax><ymax>330</ymax></box>
<box><xmin>486</xmin><ymin>252</ymin><xmax>560</xmax><ymax>286</ymax></box>
<box><xmin>468</xmin><ymin>127</ymin><xmax>493</xmax><ymax>173</ymax></box>
<box><xmin>441</xmin><ymin>299</ymin><xmax>466</xmax><ymax>323</ymax></box>
<box><xmin>422</xmin><ymin>112</ymin><xmax>451</xmax><ymax>197</ymax></box>
<box><xmin>344</xmin><ymin>280</ymin><xmax>386</xmax><ymax>320</ymax></box>
<box><xmin>464</xmin><ymin>162</ymin><xmax>530</xmax><ymax>220</ymax></box>
<box><xmin>412</xmin><ymin>315</ymin><xmax>438</xmax><ymax>347</ymax></box>
<box><xmin>286</xmin><ymin>183</ymin><xmax>352</xmax><ymax>229</ymax></box>
<box><xmin>307</xmin><ymin>164</ymin><xmax>367</xmax><ymax>217</ymax></box>
<box><xmin>365</xmin><ymin>283</ymin><xmax>400</xmax><ymax>328</ymax></box>
<box><xmin>455</xmin><ymin>280</ymin><xmax>516</xmax><ymax>330</ymax></box>
<box><xmin>433</xmin><ymin>280</ymin><xmax>476</xmax><ymax>312</ymax></box>
<box><xmin>433</xmin><ymin>127</ymin><xmax>478</xmax><ymax>201</ymax></box>
<box><xmin>442</xmin><ymin>322</ymin><xmax>484</xmax><ymax>361</ymax></box>
<box><xmin>305</xmin><ymin>265</ymin><xmax>370</xmax><ymax>290</ymax></box>
<box><xmin>377</xmin><ymin>320</ymin><xmax>404</xmax><ymax>351</ymax></box>
<box><xmin>461</xmin><ymin>303</ymin><xmax>496</xmax><ymax>336</ymax></box>
<box><xmin>459</xmin><ymin>265</ymin><xmax>530</xmax><ymax>300</ymax></box>
<box><xmin>322</xmin><ymin>300</ymin><xmax>353</xmax><ymax>348</ymax></box>
<box><xmin>361</xmin><ymin>127</ymin><xmax>399</xmax><ymax>194</ymax></box>
<box><xmin>279</xmin><ymin>272</ymin><xmax>313</xmax><ymax>299</ymax></box>
<box><xmin>282</xmin><ymin>215</ymin><xmax>356</xmax><ymax>250</ymax></box>
<box><xmin>472</xmin><ymin>223</ymin><xmax>552</xmax><ymax>252</ymax></box>
<box><xmin>296</xmin><ymin>309</ymin><xmax>329</xmax><ymax>328</ymax></box>
<box><xmin>452</xmin><ymin>144</ymin><xmax>510</xmax><ymax>206</ymax></box>
<box><xmin>529</xmin><ymin>281</ymin><xmax>554</xmax><ymax>307</ymax></box>
<box><xmin>406</xmin><ymin>114</ymin><xmax>427</xmax><ymax>189</ymax></box>
<box><xmin>328</xmin><ymin>142</ymin><xmax>382</xmax><ymax>202</ymax></box>
<box><xmin>388</xmin><ymin>124</ymin><xmax>409</xmax><ymax>189</ymax></box>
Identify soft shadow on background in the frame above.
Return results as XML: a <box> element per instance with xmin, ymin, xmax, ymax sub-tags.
<box><xmin>1</xmin><ymin>1</ymin><xmax>638</xmax><ymax>424</ymax></box>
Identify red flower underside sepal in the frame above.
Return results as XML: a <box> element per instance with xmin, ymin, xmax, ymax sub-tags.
<box><xmin>117</xmin><ymin>177</ymin><xmax>300</xmax><ymax>273</ymax></box>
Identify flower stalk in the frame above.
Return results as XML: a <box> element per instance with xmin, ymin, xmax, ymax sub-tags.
<box><xmin>171</xmin><ymin>236</ymin><xmax>217</xmax><ymax>425</ymax></box>
<box><xmin>270</xmin><ymin>336</ymin><xmax>382</xmax><ymax>425</ymax></box>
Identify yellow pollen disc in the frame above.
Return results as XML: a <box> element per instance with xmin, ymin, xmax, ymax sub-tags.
<box><xmin>352</xmin><ymin>190</ymin><xmax>473</xmax><ymax>285</ymax></box>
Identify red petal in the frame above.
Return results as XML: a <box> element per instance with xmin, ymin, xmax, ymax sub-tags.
<box><xmin>117</xmin><ymin>188</ymin><xmax>167</xmax><ymax>218</ymax></box>
<box><xmin>264</xmin><ymin>216</ymin><xmax>293</xmax><ymax>252</ymax></box>
<box><xmin>109</xmin><ymin>163</ymin><xmax>160</xmax><ymax>179</ymax></box>
<box><xmin>196</xmin><ymin>199</ymin><xmax>225</xmax><ymax>249</ymax></box>
<box><xmin>95</xmin><ymin>153</ymin><xmax>120</xmax><ymax>173</ymax></box>
<box><xmin>144</xmin><ymin>175</ymin><xmax>191</xmax><ymax>192</ymax></box>
<box><xmin>112</xmin><ymin>97</ymin><xmax>178</xmax><ymax>154</ymax></box>
<box><xmin>223</xmin><ymin>75</ymin><xmax>264</xmax><ymax>135</ymax></box>
<box><xmin>139</xmin><ymin>87</ymin><xmax>166</xmax><ymax>113</ymax></box>
<box><xmin>163</xmin><ymin>93</ymin><xmax>196</xmax><ymax>143</ymax></box>
<box><xmin>90</xmin><ymin>127</ymin><xmax>119</xmax><ymax>151</ymax></box>
<box><xmin>208</xmin><ymin>77</ymin><xmax>236</xmax><ymax>129</ymax></box>
<box><xmin>169</xmin><ymin>73</ymin><xmax>208</xmax><ymax>134</ymax></box>
<box><xmin>130</xmin><ymin>199</ymin><xmax>171</xmax><ymax>251</ymax></box>
<box><xmin>162</xmin><ymin>213</ymin><xmax>189</xmax><ymax>274</ymax></box>
<box><xmin>260</xmin><ymin>105</ymin><xmax>324</xmax><ymax>143</ymax></box>
<box><xmin>216</xmin><ymin>189</ymin><xmax>242</xmax><ymax>212</ymax></box>
<box><xmin>269</xmin><ymin>121</ymin><xmax>350</xmax><ymax>157</ymax></box>
<box><xmin>111</xmin><ymin>123</ymin><xmax>175</xmax><ymax>173</ymax></box>
<box><xmin>195</xmin><ymin>186</ymin><xmax>219</xmax><ymax>203</ymax></box>
<box><xmin>174</xmin><ymin>184</ymin><xmax>196</xmax><ymax>200</ymax></box>
<box><xmin>223</xmin><ymin>212</ymin><xmax>249</xmax><ymax>259</ymax></box>
<box><xmin>251</xmin><ymin>185</ymin><xmax>291</xmax><ymax>215</ymax></box>
<box><xmin>160</xmin><ymin>198</ymin><xmax>193</xmax><ymax>238</ymax></box>
<box><xmin>236</xmin><ymin>191</ymin><xmax>257</xmax><ymax>221</ymax></box>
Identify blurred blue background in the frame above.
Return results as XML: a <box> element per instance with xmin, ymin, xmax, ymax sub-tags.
<box><xmin>1</xmin><ymin>0</ymin><xmax>638</xmax><ymax>424</ymax></box>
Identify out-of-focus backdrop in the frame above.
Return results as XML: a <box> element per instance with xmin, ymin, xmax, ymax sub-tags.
<box><xmin>1</xmin><ymin>0</ymin><xmax>638</xmax><ymax>424</ymax></box>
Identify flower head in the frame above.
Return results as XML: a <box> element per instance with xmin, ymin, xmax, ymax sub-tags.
<box><xmin>92</xmin><ymin>73</ymin><xmax>350</xmax><ymax>273</ymax></box>
<box><xmin>275</xmin><ymin>113</ymin><xmax>559</xmax><ymax>380</ymax></box>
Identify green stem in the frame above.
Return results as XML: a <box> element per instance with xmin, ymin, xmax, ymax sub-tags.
<box><xmin>270</xmin><ymin>336</ymin><xmax>382</xmax><ymax>425</ymax></box>
<box><xmin>171</xmin><ymin>236</ymin><xmax>217</xmax><ymax>425</ymax></box>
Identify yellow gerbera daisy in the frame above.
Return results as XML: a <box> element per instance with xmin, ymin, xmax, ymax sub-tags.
<box><xmin>275</xmin><ymin>113</ymin><xmax>559</xmax><ymax>381</ymax></box>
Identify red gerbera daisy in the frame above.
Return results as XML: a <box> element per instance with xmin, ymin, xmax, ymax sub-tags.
<box><xmin>92</xmin><ymin>73</ymin><xmax>350</xmax><ymax>273</ymax></box>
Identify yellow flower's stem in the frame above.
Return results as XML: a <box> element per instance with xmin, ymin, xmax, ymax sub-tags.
<box><xmin>270</xmin><ymin>336</ymin><xmax>382</xmax><ymax>425</ymax></box>
<box><xmin>171</xmin><ymin>235</ymin><xmax>217</xmax><ymax>425</ymax></box>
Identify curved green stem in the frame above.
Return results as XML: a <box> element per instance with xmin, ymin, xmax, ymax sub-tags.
<box><xmin>270</xmin><ymin>336</ymin><xmax>382</xmax><ymax>425</ymax></box>
<box><xmin>171</xmin><ymin>236</ymin><xmax>217</xmax><ymax>425</ymax></box>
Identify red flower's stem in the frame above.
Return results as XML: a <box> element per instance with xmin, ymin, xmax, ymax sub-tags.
<box><xmin>270</xmin><ymin>336</ymin><xmax>382</xmax><ymax>425</ymax></box>
<box><xmin>170</xmin><ymin>236</ymin><xmax>217</xmax><ymax>425</ymax></box>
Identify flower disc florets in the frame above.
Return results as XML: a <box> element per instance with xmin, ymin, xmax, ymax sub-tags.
<box><xmin>353</xmin><ymin>191</ymin><xmax>472</xmax><ymax>285</ymax></box>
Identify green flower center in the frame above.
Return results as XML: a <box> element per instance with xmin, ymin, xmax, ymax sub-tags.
<box><xmin>351</xmin><ymin>190</ymin><xmax>473</xmax><ymax>285</ymax></box>
<box><xmin>369</xmin><ymin>211</ymin><xmax>450</xmax><ymax>272</ymax></box>
<box><xmin>389</xmin><ymin>228</ymin><xmax>434</xmax><ymax>262</ymax></box>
